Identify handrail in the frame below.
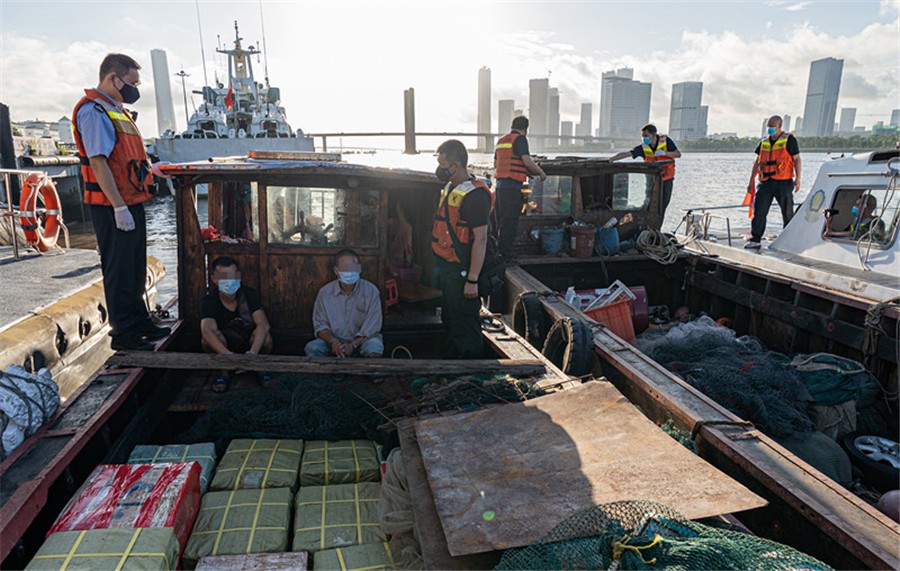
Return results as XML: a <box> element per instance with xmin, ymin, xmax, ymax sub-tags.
<box><xmin>683</xmin><ymin>204</ymin><xmax>750</xmax><ymax>212</ymax></box>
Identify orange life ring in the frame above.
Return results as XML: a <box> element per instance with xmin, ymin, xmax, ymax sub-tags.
<box><xmin>19</xmin><ymin>172</ymin><xmax>61</xmax><ymax>252</ymax></box>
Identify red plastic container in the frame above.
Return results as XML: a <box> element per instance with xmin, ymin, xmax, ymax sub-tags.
<box><xmin>629</xmin><ymin>286</ymin><xmax>649</xmax><ymax>333</ymax></box>
<box><xmin>389</xmin><ymin>261</ymin><xmax>421</xmax><ymax>283</ymax></box>
<box><xmin>585</xmin><ymin>299</ymin><xmax>635</xmax><ymax>342</ymax></box>
<box><xmin>569</xmin><ymin>226</ymin><xmax>595</xmax><ymax>258</ymax></box>
<box><xmin>49</xmin><ymin>462</ymin><xmax>201</xmax><ymax>555</ymax></box>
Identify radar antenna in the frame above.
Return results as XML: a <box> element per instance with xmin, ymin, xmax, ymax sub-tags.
<box><xmin>258</xmin><ymin>0</ymin><xmax>271</xmax><ymax>87</ymax></box>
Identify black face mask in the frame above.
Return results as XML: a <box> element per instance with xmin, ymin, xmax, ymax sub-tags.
<box><xmin>435</xmin><ymin>166</ymin><xmax>452</xmax><ymax>183</ymax></box>
<box><xmin>117</xmin><ymin>75</ymin><xmax>141</xmax><ymax>104</ymax></box>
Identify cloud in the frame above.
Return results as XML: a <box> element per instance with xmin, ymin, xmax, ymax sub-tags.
<box><xmin>881</xmin><ymin>0</ymin><xmax>900</xmax><ymax>15</ymax></box>
<box><xmin>785</xmin><ymin>2</ymin><xmax>813</xmax><ymax>12</ymax></box>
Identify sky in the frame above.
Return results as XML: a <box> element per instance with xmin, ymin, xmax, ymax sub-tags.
<box><xmin>1</xmin><ymin>0</ymin><xmax>898</xmax><ymax>143</ymax></box>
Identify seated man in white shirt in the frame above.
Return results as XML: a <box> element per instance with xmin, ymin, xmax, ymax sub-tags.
<box><xmin>304</xmin><ymin>249</ymin><xmax>383</xmax><ymax>358</ymax></box>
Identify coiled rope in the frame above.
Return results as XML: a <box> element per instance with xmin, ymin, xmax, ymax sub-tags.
<box><xmin>637</xmin><ymin>229</ymin><xmax>679</xmax><ymax>264</ymax></box>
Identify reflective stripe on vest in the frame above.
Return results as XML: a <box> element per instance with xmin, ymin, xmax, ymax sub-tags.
<box><xmin>641</xmin><ymin>134</ymin><xmax>675</xmax><ymax>180</ymax></box>
<box><xmin>494</xmin><ymin>132</ymin><xmax>528</xmax><ymax>182</ymax></box>
<box><xmin>72</xmin><ymin>89</ymin><xmax>154</xmax><ymax>206</ymax></box>
<box><xmin>431</xmin><ymin>178</ymin><xmax>493</xmax><ymax>264</ymax></box>
<box><xmin>758</xmin><ymin>133</ymin><xmax>795</xmax><ymax>181</ymax></box>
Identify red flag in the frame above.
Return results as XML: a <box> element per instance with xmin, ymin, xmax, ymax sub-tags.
<box><xmin>742</xmin><ymin>187</ymin><xmax>755</xmax><ymax>219</ymax></box>
<box><xmin>225</xmin><ymin>83</ymin><xmax>233</xmax><ymax>111</ymax></box>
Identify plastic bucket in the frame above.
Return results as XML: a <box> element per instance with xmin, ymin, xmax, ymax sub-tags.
<box><xmin>389</xmin><ymin>261</ymin><xmax>421</xmax><ymax>283</ymax></box>
<box><xmin>570</xmin><ymin>226</ymin><xmax>595</xmax><ymax>257</ymax></box>
<box><xmin>540</xmin><ymin>227</ymin><xmax>565</xmax><ymax>255</ymax></box>
<box><xmin>595</xmin><ymin>227</ymin><xmax>620</xmax><ymax>256</ymax></box>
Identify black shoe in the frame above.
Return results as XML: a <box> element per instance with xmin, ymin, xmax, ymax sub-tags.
<box><xmin>136</xmin><ymin>323</ymin><xmax>172</xmax><ymax>340</ymax></box>
<box><xmin>110</xmin><ymin>333</ymin><xmax>154</xmax><ymax>351</ymax></box>
<box><xmin>743</xmin><ymin>241</ymin><xmax>761</xmax><ymax>250</ymax></box>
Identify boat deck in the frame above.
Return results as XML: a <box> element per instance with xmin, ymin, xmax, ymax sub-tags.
<box><xmin>0</xmin><ymin>246</ymin><xmax>102</xmax><ymax>332</ymax></box>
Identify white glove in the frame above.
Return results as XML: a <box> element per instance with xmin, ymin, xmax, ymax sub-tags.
<box><xmin>114</xmin><ymin>206</ymin><xmax>135</xmax><ymax>231</ymax></box>
<box><xmin>654</xmin><ymin>149</ymin><xmax>667</xmax><ymax>157</ymax></box>
<box><xmin>150</xmin><ymin>162</ymin><xmax>171</xmax><ymax>179</ymax></box>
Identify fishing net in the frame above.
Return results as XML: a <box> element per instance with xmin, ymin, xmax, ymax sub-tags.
<box><xmin>788</xmin><ymin>353</ymin><xmax>881</xmax><ymax>407</ymax></box>
<box><xmin>495</xmin><ymin>500</ymin><xmax>832</xmax><ymax>571</ymax></box>
<box><xmin>636</xmin><ymin>317</ymin><xmax>815</xmax><ymax>438</ymax></box>
<box><xmin>177</xmin><ymin>373</ymin><xmax>545</xmax><ymax>453</ymax></box>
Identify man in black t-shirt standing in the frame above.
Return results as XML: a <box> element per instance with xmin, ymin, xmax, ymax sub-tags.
<box><xmin>200</xmin><ymin>256</ymin><xmax>273</xmax><ymax>391</ymax></box>
<box><xmin>431</xmin><ymin>139</ymin><xmax>491</xmax><ymax>359</ymax></box>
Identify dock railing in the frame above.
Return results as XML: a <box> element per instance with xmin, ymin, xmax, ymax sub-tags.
<box><xmin>0</xmin><ymin>168</ymin><xmax>70</xmax><ymax>260</ymax></box>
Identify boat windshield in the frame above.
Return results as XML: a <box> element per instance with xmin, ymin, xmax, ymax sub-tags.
<box><xmin>823</xmin><ymin>187</ymin><xmax>899</xmax><ymax>247</ymax></box>
<box><xmin>265</xmin><ymin>185</ymin><xmax>380</xmax><ymax>247</ymax></box>
<box><xmin>525</xmin><ymin>175</ymin><xmax>574</xmax><ymax>216</ymax></box>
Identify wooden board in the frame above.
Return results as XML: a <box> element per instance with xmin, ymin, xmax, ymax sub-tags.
<box><xmin>107</xmin><ymin>351</ymin><xmax>544</xmax><ymax>376</ymax></box>
<box><xmin>396</xmin><ymin>280</ymin><xmax>442</xmax><ymax>303</ymax></box>
<box><xmin>414</xmin><ymin>381</ymin><xmax>767</xmax><ymax>557</ymax></box>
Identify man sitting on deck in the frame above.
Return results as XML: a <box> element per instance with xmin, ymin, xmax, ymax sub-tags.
<box><xmin>201</xmin><ymin>256</ymin><xmax>273</xmax><ymax>392</ymax></box>
<box><xmin>304</xmin><ymin>250</ymin><xmax>384</xmax><ymax>358</ymax></box>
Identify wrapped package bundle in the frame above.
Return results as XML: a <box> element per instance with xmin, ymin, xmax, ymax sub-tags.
<box><xmin>26</xmin><ymin>528</ymin><xmax>180</xmax><ymax>570</ymax></box>
<box><xmin>183</xmin><ymin>488</ymin><xmax>293</xmax><ymax>569</ymax></box>
<box><xmin>128</xmin><ymin>443</ymin><xmax>218</xmax><ymax>494</ymax></box>
<box><xmin>196</xmin><ymin>551</ymin><xmax>308</xmax><ymax>570</ymax></box>
<box><xmin>300</xmin><ymin>440</ymin><xmax>379</xmax><ymax>486</ymax></box>
<box><xmin>210</xmin><ymin>439</ymin><xmax>303</xmax><ymax>492</ymax></box>
<box><xmin>292</xmin><ymin>483</ymin><xmax>384</xmax><ymax>553</ymax></box>
<box><xmin>312</xmin><ymin>542</ymin><xmax>397</xmax><ymax>571</ymax></box>
<box><xmin>48</xmin><ymin>463</ymin><xmax>201</xmax><ymax>553</ymax></box>
<box><xmin>0</xmin><ymin>365</ymin><xmax>59</xmax><ymax>460</ymax></box>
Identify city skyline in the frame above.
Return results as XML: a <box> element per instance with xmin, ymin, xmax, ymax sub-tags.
<box><xmin>1</xmin><ymin>1</ymin><xmax>897</xmax><ymax>141</ymax></box>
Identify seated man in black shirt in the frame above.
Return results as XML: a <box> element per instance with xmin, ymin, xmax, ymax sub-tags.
<box><xmin>201</xmin><ymin>256</ymin><xmax>273</xmax><ymax>391</ymax></box>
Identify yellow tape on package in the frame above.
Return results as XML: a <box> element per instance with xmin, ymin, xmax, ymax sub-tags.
<box><xmin>300</xmin><ymin>440</ymin><xmax>378</xmax><ymax>486</ymax></box>
<box><xmin>210</xmin><ymin>439</ymin><xmax>303</xmax><ymax>492</ymax></box>
<box><xmin>292</xmin><ymin>483</ymin><xmax>384</xmax><ymax>553</ymax></box>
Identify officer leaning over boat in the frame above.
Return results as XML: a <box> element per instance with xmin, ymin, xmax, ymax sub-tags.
<box><xmin>72</xmin><ymin>53</ymin><xmax>170</xmax><ymax>351</ymax></box>
<box><xmin>494</xmin><ymin>115</ymin><xmax>546</xmax><ymax>261</ymax></box>
<box><xmin>608</xmin><ymin>123</ymin><xmax>681</xmax><ymax>211</ymax></box>
<box><xmin>745</xmin><ymin>115</ymin><xmax>801</xmax><ymax>249</ymax></box>
<box><xmin>432</xmin><ymin>140</ymin><xmax>492</xmax><ymax>359</ymax></box>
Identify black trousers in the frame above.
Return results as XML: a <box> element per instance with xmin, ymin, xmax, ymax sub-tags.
<box><xmin>90</xmin><ymin>203</ymin><xmax>151</xmax><ymax>337</ymax></box>
<box><xmin>750</xmin><ymin>179</ymin><xmax>794</xmax><ymax>242</ymax></box>
<box><xmin>661</xmin><ymin>178</ymin><xmax>674</xmax><ymax>212</ymax></box>
<box><xmin>496</xmin><ymin>185</ymin><xmax>523</xmax><ymax>256</ymax></box>
<box><xmin>436</xmin><ymin>258</ymin><xmax>483</xmax><ymax>359</ymax></box>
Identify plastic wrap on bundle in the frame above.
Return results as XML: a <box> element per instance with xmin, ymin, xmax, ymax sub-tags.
<box><xmin>0</xmin><ymin>365</ymin><xmax>60</xmax><ymax>460</ymax></box>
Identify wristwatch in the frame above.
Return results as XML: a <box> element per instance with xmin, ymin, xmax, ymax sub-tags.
<box><xmin>466</xmin><ymin>278</ymin><xmax>478</xmax><ymax>284</ymax></box>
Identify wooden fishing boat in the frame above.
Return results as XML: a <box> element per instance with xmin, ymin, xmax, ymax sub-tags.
<box><xmin>1</xmin><ymin>150</ymin><xmax>888</xmax><ymax>569</ymax></box>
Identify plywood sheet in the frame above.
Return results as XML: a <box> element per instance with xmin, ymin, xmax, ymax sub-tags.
<box><xmin>415</xmin><ymin>381</ymin><xmax>767</xmax><ymax>557</ymax></box>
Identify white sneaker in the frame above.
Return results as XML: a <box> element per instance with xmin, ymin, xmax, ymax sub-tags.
<box><xmin>744</xmin><ymin>241</ymin><xmax>761</xmax><ymax>250</ymax></box>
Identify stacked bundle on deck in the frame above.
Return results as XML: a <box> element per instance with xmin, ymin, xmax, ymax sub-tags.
<box><xmin>128</xmin><ymin>443</ymin><xmax>218</xmax><ymax>494</ymax></box>
<box><xmin>26</xmin><ymin>528</ymin><xmax>181</xmax><ymax>570</ymax></box>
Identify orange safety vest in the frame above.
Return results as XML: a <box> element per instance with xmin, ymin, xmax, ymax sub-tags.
<box><xmin>494</xmin><ymin>132</ymin><xmax>528</xmax><ymax>182</ymax></box>
<box><xmin>72</xmin><ymin>89</ymin><xmax>154</xmax><ymax>206</ymax></box>
<box><xmin>641</xmin><ymin>134</ymin><xmax>675</xmax><ymax>181</ymax></box>
<box><xmin>758</xmin><ymin>133</ymin><xmax>795</xmax><ymax>181</ymax></box>
<box><xmin>431</xmin><ymin>178</ymin><xmax>493</xmax><ymax>264</ymax></box>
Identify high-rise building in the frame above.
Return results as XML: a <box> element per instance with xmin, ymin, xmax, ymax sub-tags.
<box><xmin>839</xmin><ymin>108</ymin><xmax>856</xmax><ymax>134</ymax></box>
<box><xmin>801</xmin><ymin>57</ymin><xmax>843</xmax><ymax>137</ymax></box>
<box><xmin>699</xmin><ymin>106</ymin><xmax>708</xmax><ymax>139</ymax></box>
<box><xmin>760</xmin><ymin>118</ymin><xmax>769</xmax><ymax>138</ymax></box>
<box><xmin>576</xmin><ymin>103</ymin><xmax>592</xmax><ymax>137</ymax></box>
<box><xmin>796</xmin><ymin>117</ymin><xmax>803</xmax><ymax>133</ymax></box>
<box><xmin>548</xmin><ymin>87</ymin><xmax>560</xmax><ymax>147</ymax></box>
<box><xmin>498</xmin><ymin>99</ymin><xmax>515</xmax><ymax>134</ymax></box>
<box><xmin>477</xmin><ymin>67</ymin><xmax>492</xmax><ymax>152</ymax></box>
<box><xmin>599</xmin><ymin>68</ymin><xmax>651</xmax><ymax>139</ymax></box>
<box><xmin>561</xmin><ymin>121</ymin><xmax>573</xmax><ymax>147</ymax></box>
<box><xmin>529</xmin><ymin>78</ymin><xmax>549</xmax><ymax>150</ymax></box>
<box><xmin>783</xmin><ymin>114</ymin><xmax>791</xmax><ymax>133</ymax></box>
<box><xmin>668</xmin><ymin>82</ymin><xmax>705</xmax><ymax>141</ymax></box>
<box><xmin>150</xmin><ymin>49</ymin><xmax>177</xmax><ymax>135</ymax></box>
<box><xmin>891</xmin><ymin>109</ymin><xmax>900</xmax><ymax>127</ymax></box>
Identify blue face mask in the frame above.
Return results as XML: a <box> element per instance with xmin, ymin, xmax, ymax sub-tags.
<box><xmin>767</xmin><ymin>127</ymin><xmax>777</xmax><ymax>136</ymax></box>
<box><xmin>851</xmin><ymin>206</ymin><xmax>860</xmax><ymax>217</ymax></box>
<box><xmin>218</xmin><ymin>279</ymin><xmax>240</xmax><ymax>296</ymax></box>
<box><xmin>338</xmin><ymin>271</ymin><xmax>360</xmax><ymax>286</ymax></box>
<box><xmin>642</xmin><ymin>136</ymin><xmax>651</xmax><ymax>145</ymax></box>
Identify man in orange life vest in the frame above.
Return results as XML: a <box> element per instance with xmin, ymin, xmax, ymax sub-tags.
<box><xmin>432</xmin><ymin>140</ymin><xmax>492</xmax><ymax>359</ymax></box>
<box><xmin>494</xmin><ymin>116</ymin><xmax>546</xmax><ymax>259</ymax></box>
<box><xmin>744</xmin><ymin>115</ymin><xmax>801</xmax><ymax>249</ymax></box>
<box><xmin>608</xmin><ymin>123</ymin><xmax>681</xmax><ymax>211</ymax></box>
<box><xmin>72</xmin><ymin>54</ymin><xmax>169</xmax><ymax>351</ymax></box>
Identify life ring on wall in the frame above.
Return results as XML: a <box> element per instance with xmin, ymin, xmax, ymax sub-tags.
<box><xmin>19</xmin><ymin>172</ymin><xmax>61</xmax><ymax>252</ymax></box>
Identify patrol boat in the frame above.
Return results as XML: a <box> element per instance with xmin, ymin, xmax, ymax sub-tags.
<box><xmin>154</xmin><ymin>21</ymin><xmax>314</xmax><ymax>164</ymax></box>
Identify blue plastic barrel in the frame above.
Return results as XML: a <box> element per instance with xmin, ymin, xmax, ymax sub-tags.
<box><xmin>596</xmin><ymin>227</ymin><xmax>620</xmax><ymax>255</ymax></box>
<box><xmin>541</xmin><ymin>227</ymin><xmax>565</xmax><ymax>255</ymax></box>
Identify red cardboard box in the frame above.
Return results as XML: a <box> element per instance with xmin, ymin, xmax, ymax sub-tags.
<box><xmin>48</xmin><ymin>462</ymin><xmax>201</xmax><ymax>554</ymax></box>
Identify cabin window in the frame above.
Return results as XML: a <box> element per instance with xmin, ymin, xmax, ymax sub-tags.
<box><xmin>611</xmin><ymin>173</ymin><xmax>654</xmax><ymax>211</ymax></box>
<box><xmin>525</xmin><ymin>175</ymin><xmax>574</xmax><ymax>216</ymax></box>
<box><xmin>266</xmin><ymin>186</ymin><xmax>379</xmax><ymax>246</ymax></box>
<box><xmin>824</xmin><ymin>187</ymin><xmax>898</xmax><ymax>246</ymax></box>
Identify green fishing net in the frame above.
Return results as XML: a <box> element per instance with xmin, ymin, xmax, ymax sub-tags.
<box><xmin>495</xmin><ymin>500</ymin><xmax>832</xmax><ymax>571</ymax></box>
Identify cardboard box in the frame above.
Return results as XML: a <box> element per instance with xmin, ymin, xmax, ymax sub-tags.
<box><xmin>48</xmin><ymin>463</ymin><xmax>201</xmax><ymax>554</ymax></box>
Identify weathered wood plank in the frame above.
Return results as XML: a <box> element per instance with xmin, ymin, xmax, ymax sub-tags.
<box><xmin>398</xmin><ymin>419</ymin><xmax>500</xmax><ymax>570</ymax></box>
<box><xmin>107</xmin><ymin>351</ymin><xmax>545</xmax><ymax>375</ymax></box>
